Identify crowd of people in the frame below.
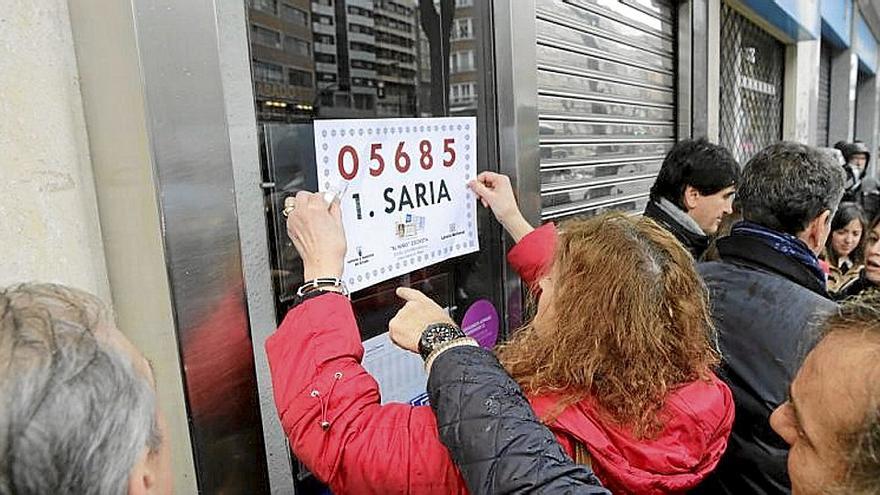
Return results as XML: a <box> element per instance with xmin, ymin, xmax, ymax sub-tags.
<box><xmin>2</xmin><ymin>137</ymin><xmax>880</xmax><ymax>494</ymax></box>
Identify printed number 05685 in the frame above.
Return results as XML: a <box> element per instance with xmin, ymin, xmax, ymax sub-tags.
<box><xmin>337</xmin><ymin>138</ymin><xmax>456</xmax><ymax>180</ymax></box>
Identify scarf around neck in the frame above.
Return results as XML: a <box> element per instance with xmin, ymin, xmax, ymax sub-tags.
<box><xmin>731</xmin><ymin>221</ymin><xmax>827</xmax><ymax>285</ymax></box>
<box><xmin>655</xmin><ymin>198</ymin><xmax>705</xmax><ymax>237</ymax></box>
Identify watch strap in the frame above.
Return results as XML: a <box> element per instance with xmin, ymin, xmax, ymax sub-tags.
<box><xmin>424</xmin><ymin>337</ymin><xmax>479</xmax><ymax>373</ymax></box>
<box><xmin>418</xmin><ymin>322</ymin><xmax>466</xmax><ymax>360</ymax></box>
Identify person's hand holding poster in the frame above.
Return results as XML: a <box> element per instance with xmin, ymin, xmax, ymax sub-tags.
<box><xmin>314</xmin><ymin>117</ymin><xmax>479</xmax><ymax>293</ymax></box>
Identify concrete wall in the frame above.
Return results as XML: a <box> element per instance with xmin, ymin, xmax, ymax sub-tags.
<box><xmin>2</xmin><ymin>1</ymin><xmax>199</xmax><ymax>492</ymax></box>
<box><xmin>0</xmin><ymin>0</ymin><xmax>110</xmax><ymax>300</ymax></box>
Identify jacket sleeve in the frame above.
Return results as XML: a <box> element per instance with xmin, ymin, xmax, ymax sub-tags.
<box><xmin>862</xmin><ymin>177</ymin><xmax>880</xmax><ymax>221</ymax></box>
<box><xmin>266</xmin><ymin>292</ymin><xmax>467</xmax><ymax>495</ymax></box>
<box><xmin>427</xmin><ymin>345</ymin><xmax>610</xmax><ymax>495</ymax></box>
<box><xmin>506</xmin><ymin>222</ymin><xmax>558</xmax><ymax>290</ymax></box>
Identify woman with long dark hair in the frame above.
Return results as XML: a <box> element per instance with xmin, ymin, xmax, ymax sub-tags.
<box><xmin>822</xmin><ymin>202</ymin><xmax>867</xmax><ymax>293</ymax></box>
<box><xmin>837</xmin><ymin>213</ymin><xmax>880</xmax><ymax>300</ymax></box>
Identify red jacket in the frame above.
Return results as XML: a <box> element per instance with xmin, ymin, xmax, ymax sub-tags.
<box><xmin>266</xmin><ymin>223</ymin><xmax>734</xmax><ymax>494</ymax></box>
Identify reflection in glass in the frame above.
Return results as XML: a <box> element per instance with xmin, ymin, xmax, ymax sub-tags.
<box><xmin>246</xmin><ymin>0</ymin><xmax>482</xmax><ymax>122</ymax></box>
<box><xmin>540</xmin><ymin>120</ymin><xmax>675</xmax><ymax>140</ymax></box>
<box><xmin>243</xmin><ymin>1</ymin><xmax>498</xmax><ymax>492</ymax></box>
<box><xmin>542</xmin><ymin>176</ymin><xmax>655</xmax><ymax>209</ymax></box>
<box><xmin>247</xmin><ymin>0</ymin><xmax>487</xmax><ymax>305</ymax></box>
<box><xmin>536</xmin><ymin>19</ymin><xmax>674</xmax><ymax>71</ymax></box>
<box><xmin>539</xmin><ymin>95</ymin><xmax>675</xmax><ymax>122</ymax></box>
<box><xmin>541</xmin><ymin>141</ymin><xmax>674</xmax><ymax>165</ymax></box>
<box><xmin>544</xmin><ymin>194</ymin><xmax>651</xmax><ymax>220</ymax></box>
<box><xmin>537</xmin><ymin>44</ymin><xmax>674</xmax><ymax>87</ymax></box>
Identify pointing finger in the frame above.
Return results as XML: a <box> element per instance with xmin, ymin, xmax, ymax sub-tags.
<box><xmin>395</xmin><ymin>287</ymin><xmax>430</xmax><ymax>303</ymax></box>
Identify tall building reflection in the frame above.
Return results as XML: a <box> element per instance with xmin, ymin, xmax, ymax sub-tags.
<box><xmin>375</xmin><ymin>1</ymin><xmax>419</xmax><ymax>116</ymax></box>
<box><xmin>247</xmin><ymin>0</ymin><xmax>316</xmax><ymax>122</ymax></box>
<box><xmin>448</xmin><ymin>0</ymin><xmax>477</xmax><ymax>115</ymax></box>
<box><xmin>248</xmin><ymin>0</ymin><xmax>478</xmax><ymax>122</ymax></box>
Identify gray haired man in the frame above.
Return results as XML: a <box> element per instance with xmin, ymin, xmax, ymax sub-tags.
<box><xmin>693</xmin><ymin>142</ymin><xmax>846</xmax><ymax>494</ymax></box>
<box><xmin>0</xmin><ymin>284</ymin><xmax>172</xmax><ymax>495</ymax></box>
<box><xmin>770</xmin><ymin>292</ymin><xmax>880</xmax><ymax>494</ymax></box>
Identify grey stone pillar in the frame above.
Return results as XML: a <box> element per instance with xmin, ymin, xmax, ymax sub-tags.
<box><xmin>783</xmin><ymin>40</ymin><xmax>821</xmax><ymax>145</ymax></box>
<box><xmin>828</xmin><ymin>49</ymin><xmax>859</xmax><ymax>144</ymax></box>
<box><xmin>855</xmin><ymin>72</ymin><xmax>879</xmax><ymax>153</ymax></box>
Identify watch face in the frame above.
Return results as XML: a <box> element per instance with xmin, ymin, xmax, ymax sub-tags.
<box><xmin>420</xmin><ymin>323</ymin><xmax>459</xmax><ymax>357</ymax></box>
<box><xmin>431</xmin><ymin>327</ymin><xmax>449</xmax><ymax>344</ymax></box>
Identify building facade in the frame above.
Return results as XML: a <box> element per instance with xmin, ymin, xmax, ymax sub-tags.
<box><xmin>374</xmin><ymin>0</ymin><xmax>419</xmax><ymax>116</ymax></box>
<box><xmin>248</xmin><ymin>0</ymin><xmax>316</xmax><ymax>121</ymax></box>
<box><xmin>449</xmin><ymin>0</ymin><xmax>478</xmax><ymax>114</ymax></box>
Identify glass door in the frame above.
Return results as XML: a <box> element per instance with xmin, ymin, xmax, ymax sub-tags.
<box><xmin>242</xmin><ymin>0</ymin><xmax>503</xmax><ymax>491</ymax></box>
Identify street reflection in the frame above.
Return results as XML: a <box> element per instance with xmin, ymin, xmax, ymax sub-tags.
<box><xmin>243</xmin><ymin>1</ymin><xmax>490</xmax><ymax>492</ymax></box>
<box><xmin>246</xmin><ymin>0</ymin><xmax>479</xmax><ymax>122</ymax></box>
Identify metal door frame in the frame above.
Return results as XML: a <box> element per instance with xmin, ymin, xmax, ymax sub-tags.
<box><xmin>680</xmin><ymin>0</ymin><xmax>710</xmax><ymax>139</ymax></box>
<box><xmin>216</xmin><ymin>1</ymin><xmax>296</xmax><ymax>492</ymax></box>
<box><xmin>121</xmin><ymin>0</ymin><xmax>272</xmax><ymax>491</ymax></box>
<box><xmin>493</xmin><ymin>0</ymin><xmax>540</xmax><ymax>330</ymax></box>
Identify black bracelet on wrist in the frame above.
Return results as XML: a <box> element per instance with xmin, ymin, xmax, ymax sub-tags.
<box><xmin>292</xmin><ymin>289</ymin><xmax>334</xmax><ymax>308</ymax></box>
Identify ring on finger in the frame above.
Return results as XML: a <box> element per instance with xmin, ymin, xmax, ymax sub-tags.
<box><xmin>282</xmin><ymin>196</ymin><xmax>296</xmax><ymax>217</ymax></box>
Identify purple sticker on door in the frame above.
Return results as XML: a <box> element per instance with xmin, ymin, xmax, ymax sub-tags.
<box><xmin>461</xmin><ymin>299</ymin><xmax>499</xmax><ymax>349</ymax></box>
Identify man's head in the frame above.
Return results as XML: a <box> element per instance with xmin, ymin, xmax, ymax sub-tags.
<box><xmin>0</xmin><ymin>284</ymin><xmax>172</xmax><ymax>495</ymax></box>
<box><xmin>770</xmin><ymin>294</ymin><xmax>880</xmax><ymax>494</ymax></box>
<box><xmin>843</xmin><ymin>141</ymin><xmax>871</xmax><ymax>178</ymax></box>
<box><xmin>650</xmin><ymin>138</ymin><xmax>741</xmax><ymax>235</ymax></box>
<box><xmin>737</xmin><ymin>142</ymin><xmax>845</xmax><ymax>254</ymax></box>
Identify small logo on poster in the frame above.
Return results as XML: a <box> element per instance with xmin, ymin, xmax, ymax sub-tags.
<box><xmin>395</xmin><ymin>214</ymin><xmax>426</xmax><ymax>239</ymax></box>
<box><xmin>348</xmin><ymin>245</ymin><xmax>375</xmax><ymax>267</ymax></box>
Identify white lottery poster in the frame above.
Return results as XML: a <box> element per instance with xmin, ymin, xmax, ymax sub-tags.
<box><xmin>314</xmin><ymin>117</ymin><xmax>479</xmax><ymax>293</ymax></box>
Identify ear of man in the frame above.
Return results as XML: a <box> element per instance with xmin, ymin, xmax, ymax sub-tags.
<box><xmin>683</xmin><ymin>185</ymin><xmax>700</xmax><ymax>211</ymax></box>
<box><xmin>799</xmin><ymin>209</ymin><xmax>833</xmax><ymax>255</ymax></box>
<box><xmin>127</xmin><ymin>448</ymin><xmax>156</xmax><ymax>495</ymax></box>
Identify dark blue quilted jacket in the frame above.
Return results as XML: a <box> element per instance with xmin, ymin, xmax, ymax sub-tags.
<box><xmin>427</xmin><ymin>345</ymin><xmax>610</xmax><ymax>495</ymax></box>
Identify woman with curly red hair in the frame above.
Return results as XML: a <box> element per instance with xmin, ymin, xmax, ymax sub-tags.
<box><xmin>267</xmin><ymin>174</ymin><xmax>734</xmax><ymax>494</ymax></box>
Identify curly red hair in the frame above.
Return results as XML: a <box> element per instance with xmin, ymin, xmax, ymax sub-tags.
<box><xmin>496</xmin><ymin>213</ymin><xmax>718</xmax><ymax>437</ymax></box>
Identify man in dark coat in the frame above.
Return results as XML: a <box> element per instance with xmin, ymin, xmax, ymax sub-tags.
<box><xmin>693</xmin><ymin>142</ymin><xmax>845</xmax><ymax>494</ymax></box>
<box><xmin>644</xmin><ymin>138</ymin><xmax>741</xmax><ymax>259</ymax></box>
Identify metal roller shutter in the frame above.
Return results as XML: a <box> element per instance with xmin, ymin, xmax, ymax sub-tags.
<box><xmin>534</xmin><ymin>0</ymin><xmax>676</xmax><ymax>221</ymax></box>
<box><xmin>817</xmin><ymin>42</ymin><xmax>832</xmax><ymax>147</ymax></box>
<box><xmin>719</xmin><ymin>3</ymin><xmax>784</xmax><ymax>165</ymax></box>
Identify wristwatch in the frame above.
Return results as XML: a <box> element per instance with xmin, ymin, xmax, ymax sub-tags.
<box><xmin>418</xmin><ymin>322</ymin><xmax>466</xmax><ymax>361</ymax></box>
